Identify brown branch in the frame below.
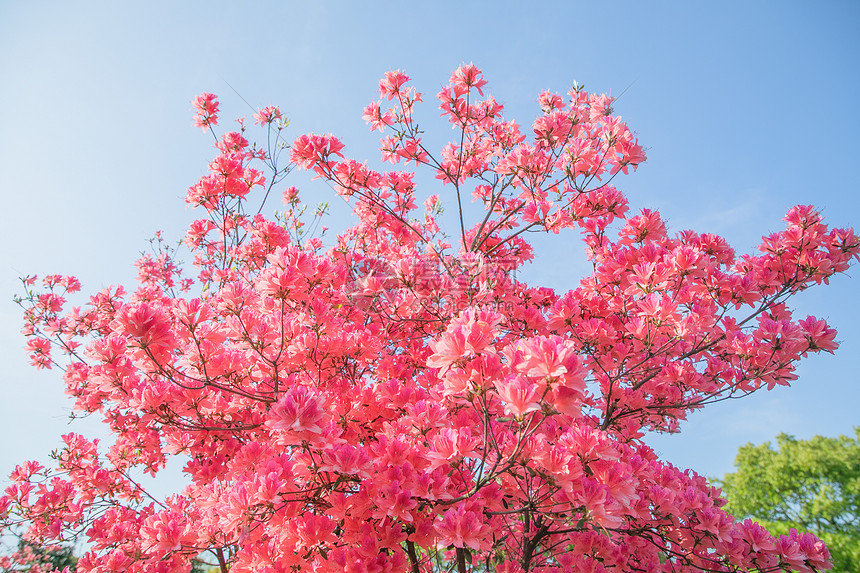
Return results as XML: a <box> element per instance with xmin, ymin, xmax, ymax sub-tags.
<box><xmin>456</xmin><ymin>547</ymin><xmax>467</xmax><ymax>573</ymax></box>
<box><xmin>405</xmin><ymin>540</ymin><xmax>420</xmax><ymax>573</ymax></box>
<box><xmin>521</xmin><ymin>522</ymin><xmax>551</xmax><ymax>571</ymax></box>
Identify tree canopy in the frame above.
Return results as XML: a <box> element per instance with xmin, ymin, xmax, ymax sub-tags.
<box><xmin>720</xmin><ymin>430</ymin><xmax>860</xmax><ymax>572</ymax></box>
<box><xmin>1</xmin><ymin>65</ymin><xmax>857</xmax><ymax>572</ymax></box>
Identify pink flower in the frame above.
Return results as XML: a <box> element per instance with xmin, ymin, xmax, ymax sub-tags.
<box><xmin>427</xmin><ymin>328</ymin><xmax>469</xmax><ymax>373</ymax></box>
<box><xmin>253</xmin><ymin>105</ymin><xmax>282</xmax><ymax>126</ymax></box>
<box><xmin>290</xmin><ymin>133</ymin><xmax>345</xmax><ymax>170</ymax></box>
<box><xmin>449</xmin><ymin>63</ymin><xmax>487</xmax><ymax>96</ymax></box>
<box><xmin>512</xmin><ymin>335</ymin><xmax>583</xmax><ymax>381</ymax></box>
<box><xmin>293</xmin><ymin>513</ymin><xmax>337</xmax><ymax>548</ymax></box>
<box><xmin>435</xmin><ymin>502</ymin><xmax>493</xmax><ymax>551</ymax></box>
<box><xmin>111</xmin><ymin>302</ymin><xmax>175</xmax><ymax>352</ymax></box>
<box><xmin>378</xmin><ymin>70</ymin><xmax>410</xmax><ymax>100</ymax></box>
<box><xmin>494</xmin><ymin>375</ymin><xmax>541</xmax><ymax>418</ymax></box>
<box><xmin>362</xmin><ymin>101</ymin><xmax>393</xmax><ymax>132</ymax></box>
<box><xmin>141</xmin><ymin>510</ymin><xmax>187</xmax><ymax>552</ymax></box>
<box><xmin>265</xmin><ymin>384</ymin><xmax>328</xmax><ymax>445</ymax></box>
<box><xmin>427</xmin><ymin>427</ymin><xmax>481</xmax><ymax>468</ymax></box>
<box><xmin>26</xmin><ymin>337</ymin><xmax>52</xmax><ymax>369</ymax></box>
<box><xmin>427</xmin><ymin>308</ymin><xmax>501</xmax><ymax>373</ymax></box>
<box><xmin>739</xmin><ymin>518</ymin><xmax>777</xmax><ymax>553</ymax></box>
<box><xmin>572</xmin><ymin>479</ymin><xmax>624</xmax><ymax>529</ymax></box>
<box><xmin>799</xmin><ymin>315</ymin><xmax>838</xmax><ymax>353</ymax></box>
<box><xmin>192</xmin><ymin>92</ymin><xmax>219</xmax><ymax>130</ymax></box>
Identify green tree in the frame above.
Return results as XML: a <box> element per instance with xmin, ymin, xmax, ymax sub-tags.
<box><xmin>719</xmin><ymin>429</ymin><xmax>860</xmax><ymax>572</ymax></box>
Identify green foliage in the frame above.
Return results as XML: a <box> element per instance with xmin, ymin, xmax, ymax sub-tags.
<box><xmin>719</xmin><ymin>429</ymin><xmax>860</xmax><ymax>572</ymax></box>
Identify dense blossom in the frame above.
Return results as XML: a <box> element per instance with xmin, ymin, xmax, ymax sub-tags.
<box><xmin>3</xmin><ymin>66</ymin><xmax>857</xmax><ymax>572</ymax></box>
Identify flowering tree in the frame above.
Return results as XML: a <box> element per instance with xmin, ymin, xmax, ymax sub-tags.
<box><xmin>2</xmin><ymin>65</ymin><xmax>857</xmax><ymax>573</ymax></box>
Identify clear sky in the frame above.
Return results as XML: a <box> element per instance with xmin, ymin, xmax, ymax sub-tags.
<box><xmin>1</xmin><ymin>1</ymin><xmax>858</xmax><ymax>492</ymax></box>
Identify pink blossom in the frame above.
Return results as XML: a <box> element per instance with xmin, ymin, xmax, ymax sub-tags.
<box><xmin>265</xmin><ymin>384</ymin><xmax>328</xmax><ymax>444</ymax></box>
<box><xmin>253</xmin><ymin>105</ymin><xmax>282</xmax><ymax>126</ymax></box>
<box><xmin>449</xmin><ymin>63</ymin><xmax>487</xmax><ymax>96</ymax></box>
<box><xmin>378</xmin><ymin>70</ymin><xmax>410</xmax><ymax>100</ymax></box>
<box><xmin>140</xmin><ymin>511</ymin><xmax>187</xmax><ymax>552</ymax></box>
<box><xmin>494</xmin><ymin>375</ymin><xmax>541</xmax><ymax>418</ymax></box>
<box><xmin>26</xmin><ymin>337</ymin><xmax>52</xmax><ymax>369</ymax></box>
<box><xmin>435</xmin><ymin>502</ymin><xmax>493</xmax><ymax>551</ymax></box>
<box><xmin>192</xmin><ymin>92</ymin><xmax>219</xmax><ymax>130</ymax></box>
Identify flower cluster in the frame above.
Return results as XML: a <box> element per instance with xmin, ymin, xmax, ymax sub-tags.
<box><xmin>192</xmin><ymin>93</ymin><xmax>220</xmax><ymax>131</ymax></box>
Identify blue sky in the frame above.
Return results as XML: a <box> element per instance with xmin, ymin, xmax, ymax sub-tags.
<box><xmin>1</xmin><ymin>1</ymin><xmax>858</xmax><ymax>490</ymax></box>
